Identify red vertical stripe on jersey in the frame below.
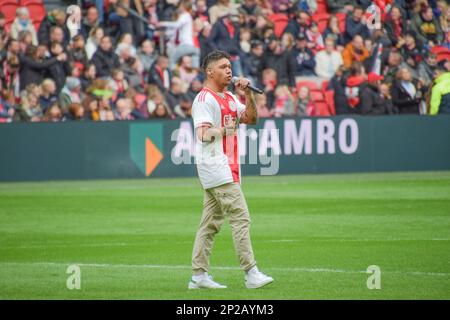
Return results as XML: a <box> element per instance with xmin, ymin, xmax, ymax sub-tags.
<box><xmin>203</xmin><ymin>87</ymin><xmax>240</xmax><ymax>183</ymax></box>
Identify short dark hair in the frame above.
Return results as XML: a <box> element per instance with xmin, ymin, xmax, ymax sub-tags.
<box><xmin>201</xmin><ymin>50</ymin><xmax>230</xmax><ymax>73</ymax></box>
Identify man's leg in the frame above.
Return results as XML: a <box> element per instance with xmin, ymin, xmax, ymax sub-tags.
<box><xmin>212</xmin><ymin>182</ymin><xmax>273</xmax><ymax>288</ymax></box>
<box><xmin>191</xmin><ymin>189</ymin><xmax>225</xmax><ymax>275</ymax></box>
<box><xmin>210</xmin><ymin>182</ymin><xmax>256</xmax><ymax>272</ymax></box>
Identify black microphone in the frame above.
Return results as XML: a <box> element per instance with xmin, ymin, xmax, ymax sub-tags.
<box><xmin>232</xmin><ymin>77</ymin><xmax>264</xmax><ymax>94</ymax></box>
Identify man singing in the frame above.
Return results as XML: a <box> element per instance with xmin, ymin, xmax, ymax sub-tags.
<box><xmin>189</xmin><ymin>50</ymin><xmax>273</xmax><ymax>289</ymax></box>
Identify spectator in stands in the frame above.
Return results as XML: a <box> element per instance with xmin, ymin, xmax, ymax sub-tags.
<box><xmin>68</xmin><ymin>35</ymin><xmax>88</xmax><ymax>66</ymax></box>
<box><xmin>85</xmin><ymin>27</ymin><xmax>105</xmax><ymax>60</ymax></box>
<box><xmin>391</xmin><ymin>67</ymin><xmax>422</xmax><ymax>114</ymax></box>
<box><xmin>358</xmin><ymin>72</ymin><xmax>391</xmax><ymax>115</ymax></box>
<box><xmin>194</xmin><ymin>0</ymin><xmax>210</xmax><ymax>21</ymax></box>
<box><xmin>238</xmin><ymin>0</ymin><xmax>262</xmax><ymax>28</ymax></box>
<box><xmin>385</xmin><ymin>6</ymin><xmax>408</xmax><ymax>47</ymax></box>
<box><xmin>47</xmin><ymin>42</ymin><xmax>70</xmax><ymax>93</ymax></box>
<box><xmin>91</xmin><ymin>36</ymin><xmax>121</xmax><ymax>78</ymax></box>
<box><xmin>296</xmin><ymin>86</ymin><xmax>314</xmax><ymax>116</ymax></box>
<box><xmin>241</xmin><ymin>40</ymin><xmax>264</xmax><ymax>85</ymax></box>
<box><xmin>81</xmin><ymin>6</ymin><xmax>103</xmax><ymax>39</ymax></box>
<box><xmin>305</xmin><ymin>22</ymin><xmax>324</xmax><ymax>52</ymax></box>
<box><xmin>322</xmin><ymin>14</ymin><xmax>345</xmax><ymax>49</ymax></box>
<box><xmin>122</xmin><ymin>56</ymin><xmax>143</xmax><ymax>90</ymax></box>
<box><xmin>209</xmin><ymin>0</ymin><xmax>237</xmax><ymax>25</ymax></box>
<box><xmin>108</xmin><ymin>69</ymin><xmax>129</xmax><ymax>102</ymax></box>
<box><xmin>418</xmin><ymin>53</ymin><xmax>439</xmax><ymax>87</ymax></box>
<box><xmin>381</xmin><ymin>51</ymin><xmax>403</xmax><ymax>84</ymax></box>
<box><xmin>113</xmin><ymin>0</ymin><xmax>145</xmax><ymax>43</ymax></box>
<box><xmin>66</xmin><ymin>103</ymin><xmax>85</xmax><ymax>121</ymax></box>
<box><xmin>344</xmin><ymin>6</ymin><xmax>370</xmax><ymax>45</ymax></box>
<box><xmin>315</xmin><ymin>37</ymin><xmax>344</xmax><ymax>80</ymax></box>
<box><xmin>429</xmin><ymin>68</ymin><xmax>450</xmax><ymax>115</ymax></box>
<box><xmin>209</xmin><ymin>12</ymin><xmax>243</xmax><ymax>76</ymax></box>
<box><xmin>80</xmin><ymin>64</ymin><xmax>97</xmax><ymax>91</ymax></box>
<box><xmin>0</xmin><ymin>96</ymin><xmax>14</xmax><ymax>123</ymax></box>
<box><xmin>14</xmin><ymin>91</ymin><xmax>42</xmax><ymax>122</ymax></box>
<box><xmin>37</xmin><ymin>9</ymin><xmax>69</xmax><ymax>46</ymax></box>
<box><xmin>82</xmin><ymin>95</ymin><xmax>100</xmax><ymax>121</ymax></box>
<box><xmin>283</xmin><ymin>10</ymin><xmax>310</xmax><ymax>38</ymax></box>
<box><xmin>0</xmin><ymin>39</ymin><xmax>20</xmax><ymax>65</ymax></box>
<box><xmin>39</xmin><ymin>79</ymin><xmax>58</xmax><ymax>113</ymax></box>
<box><xmin>291</xmin><ymin>34</ymin><xmax>315</xmax><ymax>77</ymax></box>
<box><xmin>380</xmin><ymin>82</ymin><xmax>398</xmax><ymax>114</ymax></box>
<box><xmin>43</xmin><ymin>103</ymin><xmax>63</xmax><ymax>122</ymax></box>
<box><xmin>48</xmin><ymin>26</ymin><xmax>68</xmax><ymax>48</ymax></box>
<box><xmin>158</xmin><ymin>0</ymin><xmax>201</xmax><ymax>70</ymax></box>
<box><xmin>186</xmin><ymin>76</ymin><xmax>203</xmax><ymax>101</ymax></box>
<box><xmin>166</xmin><ymin>76</ymin><xmax>185</xmax><ymax>113</ymax></box>
<box><xmin>273</xmin><ymin>85</ymin><xmax>295</xmax><ymax>117</ymax></box>
<box><xmin>115</xmin><ymin>97</ymin><xmax>135</xmax><ymax>120</ymax></box>
<box><xmin>175</xmin><ymin>55</ymin><xmax>199</xmax><ymax>92</ymax></box>
<box><xmin>150</xmin><ymin>102</ymin><xmax>172</xmax><ymax>118</ymax></box>
<box><xmin>255</xmin><ymin>93</ymin><xmax>271</xmax><ymax>118</ymax></box>
<box><xmin>0</xmin><ymin>55</ymin><xmax>20</xmax><ymax>103</ymax></box>
<box><xmin>411</xmin><ymin>4</ymin><xmax>444</xmax><ymax>46</ymax></box>
<box><xmin>198</xmin><ymin>21</ymin><xmax>214</xmax><ymax>62</ymax></box>
<box><xmin>173</xmin><ymin>93</ymin><xmax>192</xmax><ymax>118</ymax></box>
<box><xmin>0</xmin><ymin>13</ymin><xmax>6</xmax><ymax>37</ymax></box>
<box><xmin>137</xmin><ymin>39</ymin><xmax>158</xmax><ymax>79</ymax></box>
<box><xmin>148</xmin><ymin>55</ymin><xmax>172</xmax><ymax>93</ymax></box>
<box><xmin>261</xmin><ymin>68</ymin><xmax>277</xmax><ymax>108</ymax></box>
<box><xmin>10</xmin><ymin>7</ymin><xmax>38</xmax><ymax>46</ymax></box>
<box><xmin>343</xmin><ymin>61</ymin><xmax>367</xmax><ymax>113</ymax></box>
<box><xmin>326</xmin><ymin>0</ymin><xmax>355</xmax><ymax>14</ymax></box>
<box><xmin>19</xmin><ymin>45</ymin><xmax>65</xmax><ymax>91</ymax></box>
<box><xmin>116</xmin><ymin>33</ymin><xmax>137</xmax><ymax>57</ymax></box>
<box><xmin>342</xmin><ymin>35</ymin><xmax>369</xmax><ymax>69</ymax></box>
<box><xmin>59</xmin><ymin>77</ymin><xmax>82</xmax><ymax>112</ymax></box>
<box><xmin>261</xmin><ymin>35</ymin><xmax>297</xmax><ymax>88</ymax></box>
<box><xmin>398</xmin><ymin>31</ymin><xmax>425</xmax><ymax>69</ymax></box>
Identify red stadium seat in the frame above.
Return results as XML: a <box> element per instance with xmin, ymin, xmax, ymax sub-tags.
<box><xmin>314</xmin><ymin>102</ymin><xmax>331</xmax><ymax>116</ymax></box>
<box><xmin>0</xmin><ymin>1</ymin><xmax>20</xmax><ymax>25</ymax></box>
<box><xmin>321</xmin><ymin>80</ymin><xmax>329</xmax><ymax>92</ymax></box>
<box><xmin>21</xmin><ymin>0</ymin><xmax>44</xmax><ymax>4</ymax></box>
<box><xmin>25</xmin><ymin>3</ymin><xmax>46</xmax><ymax>30</ymax></box>
<box><xmin>335</xmin><ymin>12</ymin><xmax>347</xmax><ymax>33</ymax></box>
<box><xmin>430</xmin><ymin>46</ymin><xmax>450</xmax><ymax>55</ymax></box>
<box><xmin>310</xmin><ymin>89</ymin><xmax>325</xmax><ymax>102</ymax></box>
<box><xmin>316</xmin><ymin>0</ymin><xmax>328</xmax><ymax>14</ymax></box>
<box><xmin>324</xmin><ymin>90</ymin><xmax>336</xmax><ymax>115</ymax></box>
<box><xmin>296</xmin><ymin>80</ymin><xmax>319</xmax><ymax>91</ymax></box>
<box><xmin>436</xmin><ymin>52</ymin><xmax>450</xmax><ymax>62</ymax></box>
<box><xmin>269</xmin><ymin>13</ymin><xmax>289</xmax><ymax>38</ymax></box>
<box><xmin>312</xmin><ymin>13</ymin><xmax>329</xmax><ymax>34</ymax></box>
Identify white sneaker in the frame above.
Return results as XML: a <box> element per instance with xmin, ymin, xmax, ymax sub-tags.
<box><xmin>188</xmin><ymin>274</ymin><xmax>227</xmax><ymax>289</ymax></box>
<box><xmin>245</xmin><ymin>267</ymin><xmax>274</xmax><ymax>289</ymax></box>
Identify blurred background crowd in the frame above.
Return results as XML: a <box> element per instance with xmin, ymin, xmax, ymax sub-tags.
<box><xmin>0</xmin><ymin>0</ymin><xmax>450</xmax><ymax>123</ymax></box>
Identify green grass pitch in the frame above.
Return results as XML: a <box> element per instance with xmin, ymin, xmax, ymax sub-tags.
<box><xmin>0</xmin><ymin>171</ymin><xmax>449</xmax><ymax>299</ymax></box>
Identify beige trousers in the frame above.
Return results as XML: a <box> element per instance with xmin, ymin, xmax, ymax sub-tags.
<box><xmin>192</xmin><ymin>182</ymin><xmax>256</xmax><ymax>275</ymax></box>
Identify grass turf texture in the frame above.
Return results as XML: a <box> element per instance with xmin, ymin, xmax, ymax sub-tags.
<box><xmin>0</xmin><ymin>171</ymin><xmax>449</xmax><ymax>299</ymax></box>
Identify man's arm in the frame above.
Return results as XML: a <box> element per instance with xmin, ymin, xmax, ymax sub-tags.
<box><xmin>239</xmin><ymin>90</ymin><xmax>258</xmax><ymax>125</ymax></box>
<box><xmin>196</xmin><ymin>120</ymin><xmax>237</xmax><ymax>142</ymax></box>
<box><xmin>234</xmin><ymin>78</ymin><xmax>258</xmax><ymax>125</ymax></box>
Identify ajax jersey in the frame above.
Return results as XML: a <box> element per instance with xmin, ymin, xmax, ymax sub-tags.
<box><xmin>191</xmin><ymin>87</ymin><xmax>246</xmax><ymax>190</ymax></box>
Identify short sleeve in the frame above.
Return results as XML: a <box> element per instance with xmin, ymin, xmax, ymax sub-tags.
<box><xmin>192</xmin><ymin>101</ymin><xmax>215</xmax><ymax>128</ymax></box>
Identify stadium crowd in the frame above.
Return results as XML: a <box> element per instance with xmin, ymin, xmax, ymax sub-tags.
<box><xmin>0</xmin><ymin>0</ymin><xmax>450</xmax><ymax>122</ymax></box>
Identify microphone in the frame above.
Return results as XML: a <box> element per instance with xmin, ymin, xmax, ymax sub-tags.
<box><xmin>232</xmin><ymin>77</ymin><xmax>264</xmax><ymax>94</ymax></box>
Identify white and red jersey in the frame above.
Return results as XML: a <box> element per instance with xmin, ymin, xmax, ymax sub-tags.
<box><xmin>192</xmin><ymin>87</ymin><xmax>246</xmax><ymax>190</ymax></box>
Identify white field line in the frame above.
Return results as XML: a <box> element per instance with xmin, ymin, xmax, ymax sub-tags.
<box><xmin>1</xmin><ymin>238</ymin><xmax>449</xmax><ymax>250</ymax></box>
<box><xmin>0</xmin><ymin>262</ymin><xmax>448</xmax><ymax>277</ymax></box>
